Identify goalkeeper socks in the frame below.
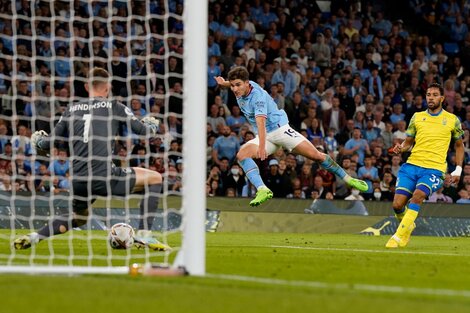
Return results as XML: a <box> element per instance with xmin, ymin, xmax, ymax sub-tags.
<box><xmin>239</xmin><ymin>158</ymin><xmax>265</xmax><ymax>189</ymax></box>
<box><xmin>37</xmin><ymin>216</ymin><xmax>72</xmax><ymax>239</ymax></box>
<box><xmin>138</xmin><ymin>183</ymin><xmax>162</xmax><ymax>230</ymax></box>
<box><xmin>320</xmin><ymin>154</ymin><xmax>349</xmax><ymax>180</ymax></box>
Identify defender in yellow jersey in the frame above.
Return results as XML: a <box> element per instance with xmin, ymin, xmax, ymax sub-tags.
<box><xmin>386</xmin><ymin>83</ymin><xmax>464</xmax><ymax>248</ymax></box>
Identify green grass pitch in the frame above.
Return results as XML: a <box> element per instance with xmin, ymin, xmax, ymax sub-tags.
<box><xmin>1</xmin><ymin>231</ymin><xmax>470</xmax><ymax>313</ymax></box>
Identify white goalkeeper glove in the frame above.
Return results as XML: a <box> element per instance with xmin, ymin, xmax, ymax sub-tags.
<box><xmin>141</xmin><ymin>116</ymin><xmax>160</xmax><ymax>135</ymax></box>
<box><xmin>31</xmin><ymin>130</ymin><xmax>48</xmax><ymax>149</ymax></box>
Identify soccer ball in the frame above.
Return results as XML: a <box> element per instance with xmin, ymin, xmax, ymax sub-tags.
<box><xmin>108</xmin><ymin>223</ymin><xmax>135</xmax><ymax>249</ymax></box>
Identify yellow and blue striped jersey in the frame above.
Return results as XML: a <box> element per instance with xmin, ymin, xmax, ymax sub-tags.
<box><xmin>406</xmin><ymin>109</ymin><xmax>464</xmax><ymax>173</ymax></box>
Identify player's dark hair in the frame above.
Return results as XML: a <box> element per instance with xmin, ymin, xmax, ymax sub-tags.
<box><xmin>427</xmin><ymin>82</ymin><xmax>444</xmax><ymax>95</ymax></box>
<box><xmin>89</xmin><ymin>67</ymin><xmax>110</xmax><ymax>86</ymax></box>
<box><xmin>228</xmin><ymin>66</ymin><xmax>249</xmax><ymax>81</ymax></box>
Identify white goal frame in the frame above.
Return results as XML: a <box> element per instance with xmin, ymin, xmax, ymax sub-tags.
<box><xmin>179</xmin><ymin>0</ymin><xmax>207</xmax><ymax>276</ymax></box>
<box><xmin>0</xmin><ymin>0</ymin><xmax>207</xmax><ymax>276</ymax></box>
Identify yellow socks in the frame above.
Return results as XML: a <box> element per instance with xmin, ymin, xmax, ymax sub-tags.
<box><xmin>395</xmin><ymin>209</ymin><xmax>418</xmax><ymax>238</ymax></box>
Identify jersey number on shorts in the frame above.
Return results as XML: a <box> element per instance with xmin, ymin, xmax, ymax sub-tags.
<box><xmin>284</xmin><ymin>128</ymin><xmax>299</xmax><ymax>138</ymax></box>
<box><xmin>429</xmin><ymin>174</ymin><xmax>441</xmax><ymax>189</ymax></box>
<box><xmin>82</xmin><ymin>114</ymin><xmax>91</xmax><ymax>143</ymax></box>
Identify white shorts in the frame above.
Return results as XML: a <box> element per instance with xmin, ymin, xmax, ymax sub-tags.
<box><xmin>245</xmin><ymin>124</ymin><xmax>308</xmax><ymax>155</ymax></box>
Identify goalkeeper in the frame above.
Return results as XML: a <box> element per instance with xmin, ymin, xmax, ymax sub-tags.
<box><xmin>14</xmin><ymin>67</ymin><xmax>168</xmax><ymax>250</ymax></box>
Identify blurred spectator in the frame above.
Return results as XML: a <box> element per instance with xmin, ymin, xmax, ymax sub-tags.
<box><xmin>323</xmin><ymin>96</ymin><xmax>347</xmax><ymax>135</ymax></box>
<box><xmin>428</xmin><ymin>187</ymin><xmax>453</xmax><ymax>203</ymax></box>
<box><xmin>334</xmin><ymin>157</ymin><xmax>357</xmax><ymax>199</ymax></box>
<box><xmin>393</xmin><ymin>120</ymin><xmax>408</xmax><ymax>142</ymax></box>
<box><xmin>11</xmin><ymin>125</ymin><xmax>32</xmax><ymax>156</ymax></box>
<box><xmin>345</xmin><ymin>188</ymin><xmax>364</xmax><ymax>200</ymax></box>
<box><xmin>456</xmin><ymin>189</ymin><xmax>470</xmax><ymax>204</ymax></box>
<box><xmin>226</xmin><ymin>105</ymin><xmax>247</xmax><ymax>133</ymax></box>
<box><xmin>358</xmin><ymin>155</ymin><xmax>379</xmax><ymax>199</ymax></box>
<box><xmin>48</xmin><ymin>149</ymin><xmax>69</xmax><ymax>178</ymax></box>
<box><xmin>298</xmin><ymin>162</ymin><xmax>314</xmax><ymax>193</ymax></box>
<box><xmin>312</xmin><ymin>33</ymin><xmax>331</xmax><ymax>68</ymax></box>
<box><xmin>310</xmin><ymin>175</ymin><xmax>328</xmax><ymax>199</ymax></box>
<box><xmin>363</xmin><ymin>120</ymin><xmax>381</xmax><ymax>142</ymax></box>
<box><xmin>343</xmin><ymin>128</ymin><xmax>370</xmax><ymax>165</ymax></box>
<box><xmin>223</xmin><ymin>163</ymin><xmax>245</xmax><ymax>196</ymax></box>
<box><xmin>324</xmin><ymin>128</ymin><xmax>338</xmax><ymax>155</ymax></box>
<box><xmin>271</xmin><ymin>60</ymin><xmax>296</xmax><ymax>98</ymax></box>
<box><xmin>207</xmin><ymin>104</ymin><xmax>226</xmax><ymax>133</ymax></box>
<box><xmin>390</xmin><ymin>155</ymin><xmax>402</xmax><ymax>178</ymax></box>
<box><xmin>285</xmin><ymin>91</ymin><xmax>309</xmax><ymax>131</ymax></box>
<box><xmin>212</xmin><ymin>125</ymin><xmax>240</xmax><ymax>165</ymax></box>
<box><xmin>379</xmin><ymin>171</ymin><xmax>395</xmax><ymax>201</ymax></box>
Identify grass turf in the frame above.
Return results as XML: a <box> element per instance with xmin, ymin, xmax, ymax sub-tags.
<box><xmin>1</xmin><ymin>231</ymin><xmax>470</xmax><ymax>313</ymax></box>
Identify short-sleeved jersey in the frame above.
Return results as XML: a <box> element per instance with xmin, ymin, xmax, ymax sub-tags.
<box><xmin>38</xmin><ymin>97</ymin><xmax>151</xmax><ymax>178</ymax></box>
<box><xmin>236</xmin><ymin>81</ymin><xmax>288</xmax><ymax>134</ymax></box>
<box><xmin>406</xmin><ymin>109</ymin><xmax>464</xmax><ymax>173</ymax></box>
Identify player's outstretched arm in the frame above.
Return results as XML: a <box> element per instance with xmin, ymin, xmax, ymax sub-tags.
<box><xmin>214</xmin><ymin>76</ymin><xmax>231</xmax><ymax>88</ymax></box>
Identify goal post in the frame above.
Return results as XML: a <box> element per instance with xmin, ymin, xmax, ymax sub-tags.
<box><xmin>0</xmin><ymin>0</ymin><xmax>207</xmax><ymax>276</ymax></box>
<box><xmin>181</xmin><ymin>0</ymin><xmax>207</xmax><ymax>276</ymax></box>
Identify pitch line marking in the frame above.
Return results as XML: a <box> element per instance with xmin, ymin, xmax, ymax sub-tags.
<box><xmin>206</xmin><ymin>273</ymin><xmax>470</xmax><ymax>298</ymax></box>
<box><xmin>269</xmin><ymin>245</ymin><xmax>470</xmax><ymax>257</ymax></box>
<box><xmin>211</xmin><ymin>244</ymin><xmax>470</xmax><ymax>257</ymax></box>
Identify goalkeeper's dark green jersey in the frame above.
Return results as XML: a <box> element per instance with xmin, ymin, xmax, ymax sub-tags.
<box><xmin>38</xmin><ymin>97</ymin><xmax>151</xmax><ymax>177</ymax></box>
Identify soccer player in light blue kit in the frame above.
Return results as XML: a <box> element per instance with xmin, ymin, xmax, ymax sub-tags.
<box><xmin>215</xmin><ymin>66</ymin><xmax>368</xmax><ymax>206</ymax></box>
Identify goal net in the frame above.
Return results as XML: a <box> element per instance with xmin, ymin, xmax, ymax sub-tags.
<box><xmin>0</xmin><ymin>0</ymin><xmax>206</xmax><ymax>275</ymax></box>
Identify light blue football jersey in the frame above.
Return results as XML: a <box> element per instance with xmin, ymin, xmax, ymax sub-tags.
<box><xmin>235</xmin><ymin>81</ymin><xmax>289</xmax><ymax>134</ymax></box>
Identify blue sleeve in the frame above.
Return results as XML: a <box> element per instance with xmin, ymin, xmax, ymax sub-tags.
<box><xmin>253</xmin><ymin>93</ymin><xmax>267</xmax><ymax>118</ymax></box>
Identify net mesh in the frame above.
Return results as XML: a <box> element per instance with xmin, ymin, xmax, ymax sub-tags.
<box><xmin>0</xmin><ymin>0</ymin><xmax>188</xmax><ymax>272</ymax></box>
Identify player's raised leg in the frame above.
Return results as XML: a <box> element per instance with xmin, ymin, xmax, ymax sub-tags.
<box><xmin>237</xmin><ymin>143</ymin><xmax>273</xmax><ymax>207</ymax></box>
<box><xmin>292</xmin><ymin>140</ymin><xmax>369</xmax><ymax>192</ymax></box>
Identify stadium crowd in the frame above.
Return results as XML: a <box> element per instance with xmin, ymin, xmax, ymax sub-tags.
<box><xmin>204</xmin><ymin>0</ymin><xmax>470</xmax><ymax>204</ymax></box>
<box><xmin>0</xmin><ymin>0</ymin><xmax>470</xmax><ymax>204</ymax></box>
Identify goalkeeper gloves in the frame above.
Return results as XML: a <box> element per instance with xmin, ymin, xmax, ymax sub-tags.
<box><xmin>31</xmin><ymin>130</ymin><xmax>48</xmax><ymax>149</ymax></box>
<box><xmin>141</xmin><ymin>116</ymin><xmax>160</xmax><ymax>135</ymax></box>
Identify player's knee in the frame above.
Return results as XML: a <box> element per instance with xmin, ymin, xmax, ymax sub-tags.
<box><xmin>410</xmin><ymin>188</ymin><xmax>427</xmax><ymax>204</ymax></box>
<box><xmin>410</xmin><ymin>194</ymin><xmax>426</xmax><ymax>204</ymax></box>
<box><xmin>149</xmin><ymin>171</ymin><xmax>162</xmax><ymax>185</ymax></box>
<box><xmin>236</xmin><ymin>149</ymin><xmax>248</xmax><ymax>161</ymax></box>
